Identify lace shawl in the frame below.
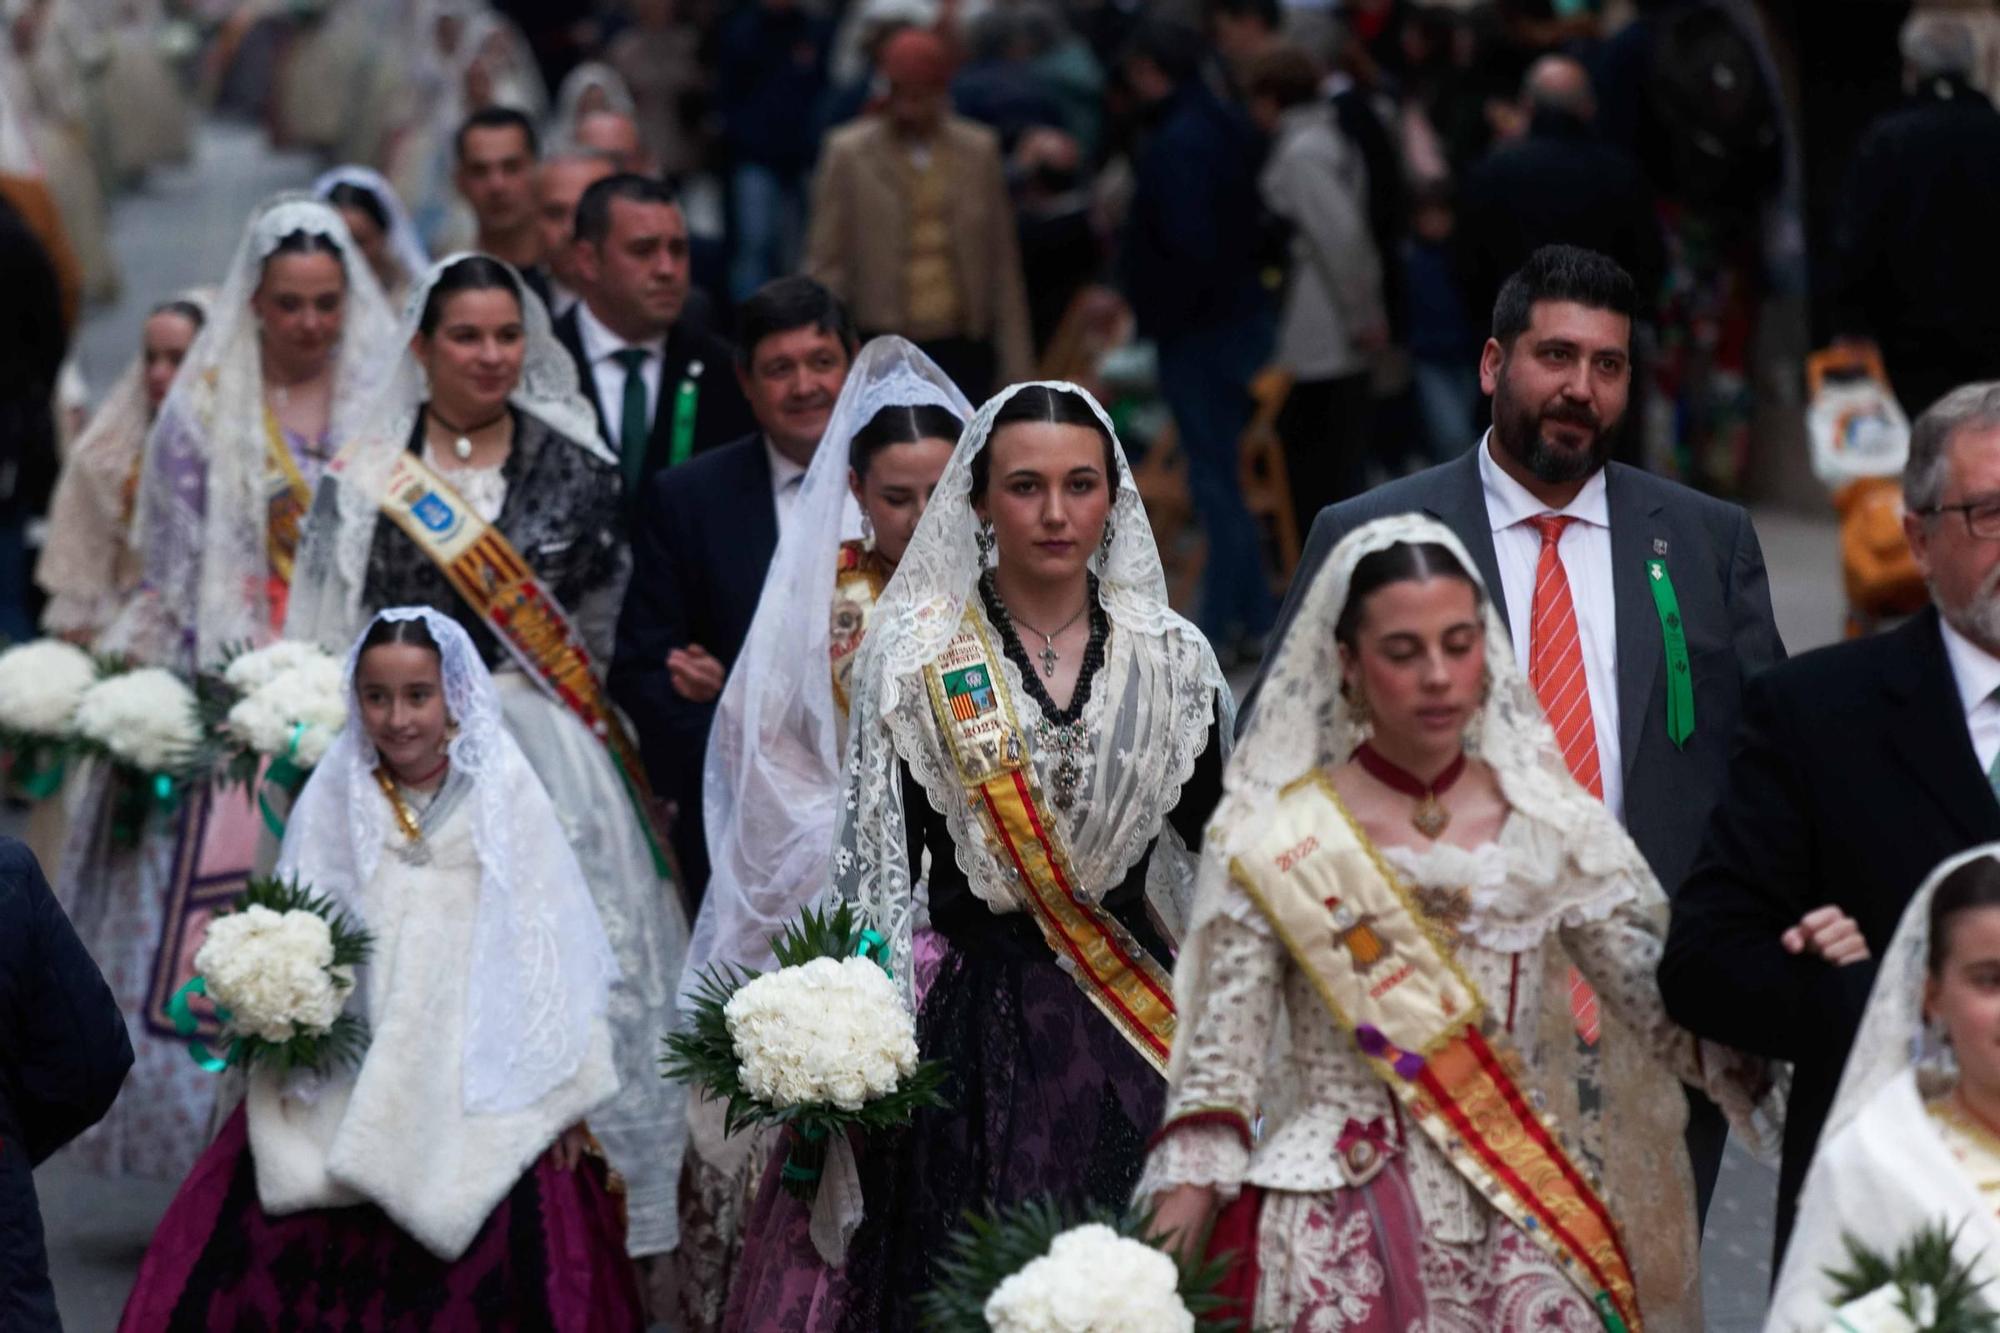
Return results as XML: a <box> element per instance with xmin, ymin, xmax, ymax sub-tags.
<box><xmin>829</xmin><ymin>380</ymin><xmax>1232</xmax><ymax>1007</ymax></box>
<box><xmin>275</xmin><ymin>606</ymin><xmax>617</xmax><ymax>1114</ymax></box>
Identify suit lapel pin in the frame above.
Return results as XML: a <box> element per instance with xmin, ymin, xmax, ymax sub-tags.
<box><xmin>1652</xmin><ymin>537</ymin><xmax>1669</xmax><ymax>556</ymax></box>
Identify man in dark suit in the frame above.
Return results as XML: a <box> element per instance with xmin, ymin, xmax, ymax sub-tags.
<box><xmin>1252</xmin><ymin>245</ymin><xmax>1785</xmax><ymax>1222</ymax></box>
<box><xmin>554</xmin><ymin>174</ymin><xmax>754</xmax><ymax>496</ymax></box>
<box><xmin>1662</xmin><ymin>381</ymin><xmax>2000</xmax><ymax>1259</ymax></box>
<box><xmin>610</xmin><ymin>277</ymin><xmax>856</xmax><ymax>902</ymax></box>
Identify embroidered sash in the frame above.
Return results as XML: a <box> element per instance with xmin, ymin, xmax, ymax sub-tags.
<box><xmin>829</xmin><ymin>540</ymin><xmax>888</xmax><ymax>717</ymax></box>
<box><xmin>377</xmin><ymin>450</ymin><xmax>673</xmax><ymax>879</ymax></box>
<box><xmin>923</xmin><ymin>608</ymin><xmax>1176</xmax><ymax>1073</ymax></box>
<box><xmin>1230</xmin><ymin>773</ymin><xmax>1642</xmax><ymax>1331</ymax></box>
<box><xmin>263</xmin><ymin>409</ymin><xmax>313</xmax><ymax>588</ymax></box>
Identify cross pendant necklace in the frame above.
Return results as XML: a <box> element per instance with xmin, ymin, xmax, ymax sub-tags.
<box><xmin>1006</xmin><ymin>601</ymin><xmax>1088</xmax><ymax>677</ymax></box>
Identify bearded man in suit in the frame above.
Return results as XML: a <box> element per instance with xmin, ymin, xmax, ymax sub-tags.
<box><xmin>1251</xmin><ymin>244</ymin><xmax>1787</xmax><ymax>1222</ymax></box>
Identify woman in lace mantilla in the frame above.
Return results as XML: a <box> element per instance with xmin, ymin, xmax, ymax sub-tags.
<box><xmin>286</xmin><ymin>254</ymin><xmax>690</xmax><ymax>1273</ymax></box>
<box><xmin>675</xmin><ymin>337</ymin><xmax>965</xmax><ymax>1332</ymax></box>
<box><xmin>1767</xmin><ymin>847</ymin><xmax>2000</xmax><ymax>1331</ymax></box>
<box><xmin>54</xmin><ymin>198</ymin><xmax>395</xmax><ymax>1188</ymax></box>
<box><xmin>120</xmin><ymin>608</ymin><xmax>640</xmax><ymax>1330</ymax></box>
<box><xmin>1140</xmin><ymin>515</ymin><xmax>1769</xmax><ymax>1333</ymax></box>
<box><xmin>36</xmin><ymin>293</ymin><xmax>208</xmax><ymax>646</ymax></box>
<box><xmin>724</xmin><ymin>382</ymin><xmax>1232</xmax><ymax>1331</ymax></box>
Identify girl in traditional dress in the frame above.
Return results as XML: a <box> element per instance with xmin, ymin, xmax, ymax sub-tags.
<box><xmin>725</xmin><ymin>381</ymin><xmax>1232</xmax><ymax>1331</ymax></box>
<box><xmin>55</xmin><ymin>197</ymin><xmax>394</xmax><ymax>1186</ymax></box>
<box><xmin>286</xmin><ymin>252</ymin><xmax>690</xmax><ymax>1270</ymax></box>
<box><xmin>120</xmin><ymin>607</ymin><xmax>642</xmax><ymax>1330</ymax></box>
<box><xmin>1140</xmin><ymin>514</ymin><xmax>1767</xmax><ymax>1333</ymax></box>
<box><xmin>1766</xmin><ymin>846</ymin><xmax>2000</xmax><ymax>1330</ymax></box>
<box><xmin>675</xmin><ymin>336</ymin><xmax>966</xmax><ymax>1332</ymax></box>
<box><xmin>316</xmin><ymin>166</ymin><xmax>429</xmax><ymax>310</ymax></box>
<box><xmin>37</xmin><ymin>294</ymin><xmax>208</xmax><ymax>645</ymax></box>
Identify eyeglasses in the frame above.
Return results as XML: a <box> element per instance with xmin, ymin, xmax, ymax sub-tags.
<box><xmin>1921</xmin><ymin>499</ymin><xmax>2000</xmax><ymax>540</ymax></box>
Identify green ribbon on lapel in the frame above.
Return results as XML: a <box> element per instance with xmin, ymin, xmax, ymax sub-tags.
<box><xmin>668</xmin><ymin>373</ymin><xmax>700</xmax><ymax>468</ymax></box>
<box><xmin>1594</xmin><ymin>1291</ymin><xmax>1631</xmax><ymax>1333</ymax></box>
<box><xmin>1645</xmin><ymin>558</ymin><xmax>1695</xmax><ymax>748</ymax></box>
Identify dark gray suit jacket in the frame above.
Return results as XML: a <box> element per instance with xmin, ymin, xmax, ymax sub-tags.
<box><xmin>1246</xmin><ymin>445</ymin><xmax>1787</xmax><ymax>898</ymax></box>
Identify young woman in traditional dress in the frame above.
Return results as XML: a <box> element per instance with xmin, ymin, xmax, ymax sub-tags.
<box><xmin>724</xmin><ymin>381</ymin><xmax>1232</xmax><ymax>1330</ymax></box>
<box><xmin>1140</xmin><ymin>514</ymin><xmax>1769</xmax><ymax>1333</ymax></box>
<box><xmin>286</xmin><ymin>252</ymin><xmax>690</xmax><ymax>1274</ymax></box>
<box><xmin>1766</xmin><ymin>847</ymin><xmax>2000</xmax><ymax>1329</ymax></box>
<box><xmin>316</xmin><ymin>167</ymin><xmax>430</xmax><ymax>310</ymax></box>
<box><xmin>674</xmin><ymin>336</ymin><xmax>966</xmax><ymax>1332</ymax></box>
<box><xmin>55</xmin><ymin>197</ymin><xmax>395</xmax><ymax>1186</ymax></box>
<box><xmin>120</xmin><ymin>607</ymin><xmax>642</xmax><ymax>1330</ymax></box>
<box><xmin>37</xmin><ymin>295</ymin><xmax>207</xmax><ymax>645</ymax></box>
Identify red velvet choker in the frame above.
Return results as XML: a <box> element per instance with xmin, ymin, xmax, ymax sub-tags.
<box><xmin>1354</xmin><ymin>743</ymin><xmax>1466</xmax><ymax>839</ymax></box>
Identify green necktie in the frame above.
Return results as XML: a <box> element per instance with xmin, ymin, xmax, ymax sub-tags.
<box><xmin>613</xmin><ymin>346</ymin><xmax>651</xmax><ymax>491</ymax></box>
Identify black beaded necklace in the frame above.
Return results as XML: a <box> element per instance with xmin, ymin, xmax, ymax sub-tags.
<box><xmin>981</xmin><ymin>572</ymin><xmax>1110</xmax><ymax>810</ymax></box>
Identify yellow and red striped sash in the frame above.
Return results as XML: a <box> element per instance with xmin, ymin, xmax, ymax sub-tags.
<box><xmin>922</xmin><ymin>610</ymin><xmax>1176</xmax><ymax>1073</ymax></box>
<box><xmin>829</xmin><ymin>540</ymin><xmax>888</xmax><ymax>718</ymax></box>
<box><xmin>377</xmin><ymin>450</ymin><xmax>673</xmax><ymax>879</ymax></box>
<box><xmin>263</xmin><ymin>408</ymin><xmax>313</xmax><ymax>589</ymax></box>
<box><xmin>1230</xmin><ymin>772</ymin><xmax>1641</xmax><ymax>1331</ymax></box>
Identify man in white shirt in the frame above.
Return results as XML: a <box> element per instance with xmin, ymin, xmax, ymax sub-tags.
<box><xmin>553</xmin><ymin>174</ymin><xmax>753</xmax><ymax>493</ymax></box>
<box><xmin>610</xmin><ymin>277</ymin><xmax>855</xmax><ymax>899</ymax></box>
<box><xmin>1252</xmin><ymin>244</ymin><xmax>1787</xmax><ymax>1222</ymax></box>
<box><xmin>1664</xmin><ymin>381</ymin><xmax>2000</xmax><ymax>1261</ymax></box>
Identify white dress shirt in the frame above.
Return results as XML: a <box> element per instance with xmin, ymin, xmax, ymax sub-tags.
<box><xmin>576</xmin><ymin>302</ymin><xmax>665</xmax><ymax>440</ymax></box>
<box><xmin>1939</xmin><ymin>617</ymin><xmax>2000</xmax><ymax>778</ymax></box>
<box><xmin>548</xmin><ymin>277</ymin><xmax>582</xmax><ymax>322</ymax></box>
<box><xmin>1478</xmin><ymin>432</ymin><xmax>1625</xmax><ymax>822</ymax></box>
<box><xmin>765</xmin><ymin>437</ymin><xmax>809</xmax><ymax>532</ymax></box>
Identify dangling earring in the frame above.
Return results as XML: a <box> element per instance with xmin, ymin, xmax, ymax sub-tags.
<box><xmin>1098</xmin><ymin>514</ymin><xmax>1116</xmax><ymax>557</ymax></box>
<box><xmin>860</xmin><ymin>511</ymin><xmax>876</xmax><ymax>548</ymax></box>
<box><xmin>1918</xmin><ymin>1015</ymin><xmax>1960</xmax><ymax>1093</ymax></box>
<box><xmin>1343</xmin><ymin>679</ymin><xmax>1372</xmax><ymax>728</ymax></box>
<box><xmin>976</xmin><ymin>522</ymin><xmax>996</xmax><ymax>566</ymax></box>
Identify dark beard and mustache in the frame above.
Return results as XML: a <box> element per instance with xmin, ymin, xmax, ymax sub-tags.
<box><xmin>1492</xmin><ymin>382</ymin><xmax>1619</xmax><ymax>484</ymax></box>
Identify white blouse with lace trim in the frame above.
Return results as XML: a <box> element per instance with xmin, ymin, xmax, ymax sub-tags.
<box><xmin>1139</xmin><ymin>822</ymin><xmax>1724</xmax><ymax>1236</ymax></box>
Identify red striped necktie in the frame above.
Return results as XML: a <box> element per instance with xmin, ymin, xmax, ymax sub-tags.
<box><xmin>1528</xmin><ymin>513</ymin><xmax>1601</xmax><ymax>1044</ymax></box>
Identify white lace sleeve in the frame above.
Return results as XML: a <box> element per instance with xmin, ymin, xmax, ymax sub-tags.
<box><xmin>1139</xmin><ymin>896</ymin><xmax>1284</xmax><ymax>1202</ymax></box>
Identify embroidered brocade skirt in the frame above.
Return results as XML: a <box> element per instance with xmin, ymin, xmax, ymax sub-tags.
<box><xmin>723</xmin><ymin>933</ymin><xmax>1165</xmax><ymax>1332</ymax></box>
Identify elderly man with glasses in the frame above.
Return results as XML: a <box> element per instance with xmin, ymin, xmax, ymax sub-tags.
<box><xmin>1661</xmin><ymin>379</ymin><xmax>2000</xmax><ymax>1264</ymax></box>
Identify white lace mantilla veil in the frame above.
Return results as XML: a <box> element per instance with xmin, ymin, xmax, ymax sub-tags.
<box><xmin>38</xmin><ymin>287</ymin><xmax>213</xmax><ymax>640</ymax></box>
<box><xmin>828</xmin><ymin>379</ymin><xmax>1233</xmax><ymax>1007</ymax></box>
<box><xmin>548</xmin><ymin>61</ymin><xmax>637</xmax><ymax>148</ymax></box>
<box><xmin>691</xmin><ymin>336</ymin><xmax>973</xmax><ymax>1005</ymax></box>
<box><xmin>1176</xmin><ymin>512</ymin><xmax>1706</xmax><ymax>1329</ymax></box>
<box><xmin>1767</xmin><ymin>844</ymin><xmax>2000</xmax><ymax>1327</ymax></box>
<box><xmin>283</xmin><ymin>252</ymin><xmax>614</xmax><ymax>651</ymax></box>
<box><xmin>106</xmin><ymin>194</ymin><xmax>397</xmax><ymax>669</ymax></box>
<box><xmin>276</xmin><ymin>606</ymin><xmax>617</xmax><ymax>1115</ymax></box>
<box><xmin>312</xmin><ymin>165</ymin><xmax>432</xmax><ymax>287</ymax></box>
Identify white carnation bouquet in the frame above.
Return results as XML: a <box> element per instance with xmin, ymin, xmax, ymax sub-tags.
<box><xmin>662</xmin><ymin>903</ymin><xmax>947</xmax><ymax>1205</ymax></box>
<box><xmin>221</xmin><ymin>642</ymin><xmax>346</xmax><ymax>772</ymax></box>
<box><xmin>920</xmin><ymin>1198</ymin><xmax>1234</xmax><ymax>1333</ymax></box>
<box><xmin>0</xmin><ymin>638</ymin><xmax>99</xmax><ymax>797</ymax></box>
<box><xmin>1824</xmin><ymin>1224</ymin><xmax>1996</xmax><ymax>1333</ymax></box>
<box><xmin>70</xmin><ymin>665</ymin><xmax>209</xmax><ymax>843</ymax></box>
<box><xmin>177</xmin><ymin>877</ymin><xmax>374</xmax><ymax>1075</ymax></box>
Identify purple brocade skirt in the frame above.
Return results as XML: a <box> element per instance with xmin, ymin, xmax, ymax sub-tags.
<box><xmin>120</xmin><ymin>1107</ymin><xmax>643</xmax><ymax>1332</ymax></box>
<box><xmin>723</xmin><ymin>941</ymin><xmax>1166</xmax><ymax>1332</ymax></box>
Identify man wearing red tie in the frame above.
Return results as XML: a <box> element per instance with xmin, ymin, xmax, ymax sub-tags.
<box><xmin>1247</xmin><ymin>244</ymin><xmax>1788</xmax><ymax>1220</ymax></box>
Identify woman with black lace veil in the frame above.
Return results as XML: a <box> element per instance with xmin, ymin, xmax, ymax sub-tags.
<box><xmin>286</xmin><ymin>253</ymin><xmax>689</xmax><ymax>1276</ymax></box>
<box><xmin>723</xmin><ymin>381</ymin><xmax>1232</xmax><ymax>1330</ymax></box>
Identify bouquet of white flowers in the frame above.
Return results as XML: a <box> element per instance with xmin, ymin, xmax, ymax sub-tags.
<box><xmin>73</xmin><ymin>666</ymin><xmax>203</xmax><ymax>773</ymax></box>
<box><xmin>1825</xmin><ymin>1224</ymin><xmax>1997</xmax><ymax>1333</ymax></box>
<box><xmin>663</xmin><ymin>904</ymin><xmax>947</xmax><ymax>1206</ymax></box>
<box><xmin>222</xmin><ymin>644</ymin><xmax>345</xmax><ymax>772</ymax></box>
<box><xmin>177</xmin><ymin>877</ymin><xmax>373</xmax><ymax>1075</ymax></box>
<box><xmin>920</xmin><ymin>1198</ymin><xmax>1234</xmax><ymax>1333</ymax></box>
<box><xmin>0</xmin><ymin>638</ymin><xmax>99</xmax><ymax>797</ymax></box>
